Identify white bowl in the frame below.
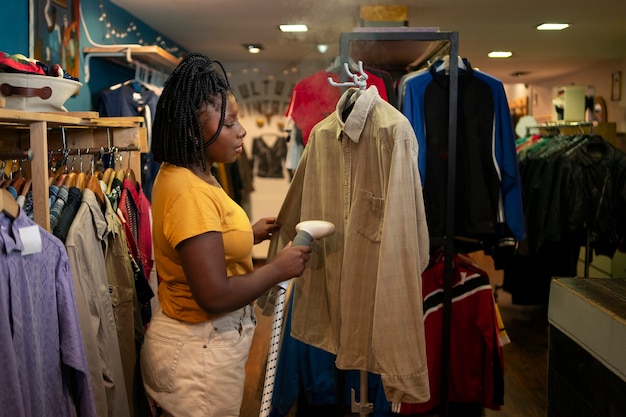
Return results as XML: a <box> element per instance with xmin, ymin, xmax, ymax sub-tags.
<box><xmin>0</xmin><ymin>72</ymin><xmax>82</xmax><ymax>112</ymax></box>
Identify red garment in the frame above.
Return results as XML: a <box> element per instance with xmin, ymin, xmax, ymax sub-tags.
<box><xmin>284</xmin><ymin>68</ymin><xmax>389</xmax><ymax>145</ymax></box>
<box><xmin>0</xmin><ymin>52</ymin><xmax>45</xmax><ymax>75</ymax></box>
<box><xmin>118</xmin><ymin>178</ymin><xmax>154</xmax><ymax>285</ymax></box>
<box><xmin>400</xmin><ymin>254</ymin><xmax>504</xmax><ymax>414</ymax></box>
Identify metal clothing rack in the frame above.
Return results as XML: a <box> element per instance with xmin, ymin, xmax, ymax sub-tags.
<box><xmin>525</xmin><ymin>121</ymin><xmax>595</xmax><ymax>137</ymax></box>
<box><xmin>523</xmin><ymin>121</ymin><xmax>601</xmax><ymax>278</ymax></box>
<box><xmin>339</xmin><ymin>29</ymin><xmax>460</xmax><ymax>417</ymax></box>
<box><xmin>0</xmin><ymin>148</ymin><xmax>34</xmax><ymax>162</ymax></box>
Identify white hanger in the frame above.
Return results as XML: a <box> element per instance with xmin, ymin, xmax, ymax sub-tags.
<box><xmin>109</xmin><ymin>61</ymin><xmax>163</xmax><ymax>93</ymax></box>
<box><xmin>434</xmin><ymin>55</ymin><xmax>467</xmax><ymax>74</ymax></box>
<box><xmin>326</xmin><ymin>56</ymin><xmax>359</xmax><ymax>73</ymax></box>
<box><xmin>328</xmin><ymin>60</ymin><xmax>368</xmax><ymax>90</ymax></box>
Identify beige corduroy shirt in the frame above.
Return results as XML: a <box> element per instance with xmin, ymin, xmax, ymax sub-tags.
<box><xmin>268</xmin><ymin>85</ymin><xmax>431</xmax><ymax>404</ymax></box>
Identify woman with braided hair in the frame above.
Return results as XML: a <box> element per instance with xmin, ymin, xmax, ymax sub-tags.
<box><xmin>140</xmin><ymin>53</ymin><xmax>311</xmax><ymax>416</ymax></box>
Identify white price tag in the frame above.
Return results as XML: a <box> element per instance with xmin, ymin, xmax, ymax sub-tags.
<box><xmin>18</xmin><ymin>225</ymin><xmax>42</xmax><ymax>255</ymax></box>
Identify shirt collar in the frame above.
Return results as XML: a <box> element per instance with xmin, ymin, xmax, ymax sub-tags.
<box><xmin>336</xmin><ymin>85</ymin><xmax>379</xmax><ymax>143</ymax></box>
<box><xmin>0</xmin><ymin>207</ymin><xmax>28</xmax><ymax>254</ymax></box>
<box><xmin>83</xmin><ymin>188</ymin><xmax>110</xmax><ymax>241</ymax></box>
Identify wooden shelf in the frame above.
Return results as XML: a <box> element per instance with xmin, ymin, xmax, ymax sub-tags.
<box><xmin>0</xmin><ymin>109</ymin><xmax>146</xmax><ymax>230</ymax></box>
<box><xmin>82</xmin><ymin>45</ymin><xmax>181</xmax><ymax>82</ymax></box>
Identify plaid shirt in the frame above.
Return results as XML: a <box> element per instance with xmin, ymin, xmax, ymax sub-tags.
<box><xmin>268</xmin><ymin>85</ymin><xmax>430</xmax><ymax>404</ymax></box>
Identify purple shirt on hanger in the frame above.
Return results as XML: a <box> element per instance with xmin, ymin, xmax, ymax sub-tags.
<box><xmin>0</xmin><ymin>209</ymin><xmax>97</xmax><ymax>417</ymax></box>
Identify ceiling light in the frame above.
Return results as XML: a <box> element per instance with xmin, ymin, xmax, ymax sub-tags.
<box><xmin>278</xmin><ymin>24</ymin><xmax>308</xmax><ymax>33</ymax></box>
<box><xmin>317</xmin><ymin>44</ymin><xmax>329</xmax><ymax>54</ymax></box>
<box><xmin>536</xmin><ymin>23</ymin><xmax>569</xmax><ymax>31</ymax></box>
<box><xmin>488</xmin><ymin>51</ymin><xmax>513</xmax><ymax>58</ymax></box>
<box><xmin>244</xmin><ymin>44</ymin><xmax>263</xmax><ymax>54</ymax></box>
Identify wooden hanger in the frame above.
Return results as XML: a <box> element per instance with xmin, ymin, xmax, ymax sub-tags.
<box><xmin>2</xmin><ymin>160</ymin><xmax>12</xmax><ymax>182</ymax></box>
<box><xmin>0</xmin><ymin>188</ymin><xmax>19</xmax><ymax>219</ymax></box>
<box><xmin>106</xmin><ymin>170</ymin><xmax>117</xmax><ymax>194</ymax></box>
<box><xmin>11</xmin><ymin>177</ymin><xmax>26</xmax><ymax>195</ymax></box>
<box><xmin>54</xmin><ymin>172</ymin><xmax>68</xmax><ymax>187</ymax></box>
<box><xmin>64</xmin><ymin>171</ymin><xmax>77</xmax><ymax>187</ymax></box>
<box><xmin>87</xmin><ymin>173</ymin><xmax>106</xmax><ymax>208</ymax></box>
<box><xmin>125</xmin><ymin>166</ymin><xmax>138</xmax><ymax>191</ymax></box>
<box><xmin>75</xmin><ymin>171</ymin><xmax>88</xmax><ymax>190</ymax></box>
<box><xmin>102</xmin><ymin>167</ymin><xmax>114</xmax><ymax>186</ymax></box>
<box><xmin>20</xmin><ymin>179</ymin><xmax>32</xmax><ymax>197</ymax></box>
<box><xmin>115</xmin><ymin>168</ymin><xmax>125</xmax><ymax>182</ymax></box>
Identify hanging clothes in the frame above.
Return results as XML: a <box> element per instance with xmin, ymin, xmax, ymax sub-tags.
<box><xmin>118</xmin><ymin>177</ymin><xmax>156</xmax><ymax>325</ymax></box>
<box><xmin>284</xmin><ymin>67</ymin><xmax>390</xmax><ymax>146</ymax></box>
<box><xmin>505</xmin><ymin>133</ymin><xmax>626</xmax><ymax>304</ymax></box>
<box><xmin>64</xmin><ymin>189</ymin><xmax>133</xmax><ymax>417</ymax></box>
<box><xmin>99</xmin><ymin>83</ymin><xmax>159</xmax><ymax>121</ymax></box>
<box><xmin>269</xmin><ymin>282</ymin><xmax>394</xmax><ymax>417</ymax></box>
<box><xmin>251</xmin><ymin>134</ymin><xmax>288</xmax><ymax>178</ymax></box>
<box><xmin>401</xmin><ymin>57</ymin><xmax>525</xmax><ymax>249</ymax></box>
<box><xmin>267</xmin><ymin>85</ymin><xmax>430</xmax><ymax>404</ymax></box>
<box><xmin>398</xmin><ymin>253</ymin><xmax>505</xmax><ymax>415</ymax></box>
<box><xmin>0</xmin><ymin>208</ymin><xmax>97</xmax><ymax>417</ymax></box>
<box><xmin>99</xmin><ymin>83</ymin><xmax>160</xmax><ymax>202</ymax></box>
<box><xmin>284</xmin><ymin>120</ymin><xmax>305</xmax><ymax>177</ymax></box>
<box><xmin>52</xmin><ymin>185</ymin><xmax>82</xmax><ymax>242</ymax></box>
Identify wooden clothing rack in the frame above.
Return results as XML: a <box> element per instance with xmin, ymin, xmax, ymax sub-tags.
<box><xmin>0</xmin><ymin>109</ymin><xmax>146</xmax><ymax>230</ymax></box>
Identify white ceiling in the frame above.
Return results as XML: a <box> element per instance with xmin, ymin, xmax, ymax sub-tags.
<box><xmin>111</xmin><ymin>0</ymin><xmax>626</xmax><ymax>84</ymax></box>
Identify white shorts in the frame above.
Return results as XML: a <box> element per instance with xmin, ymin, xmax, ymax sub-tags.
<box><xmin>140</xmin><ymin>305</ymin><xmax>257</xmax><ymax>417</ymax></box>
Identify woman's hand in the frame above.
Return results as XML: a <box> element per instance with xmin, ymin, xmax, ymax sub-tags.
<box><xmin>252</xmin><ymin>217</ymin><xmax>281</xmax><ymax>244</ymax></box>
<box><xmin>269</xmin><ymin>242</ymin><xmax>312</xmax><ymax>281</ymax></box>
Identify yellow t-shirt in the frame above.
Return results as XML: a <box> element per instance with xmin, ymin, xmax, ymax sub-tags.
<box><xmin>152</xmin><ymin>163</ymin><xmax>254</xmax><ymax>322</ymax></box>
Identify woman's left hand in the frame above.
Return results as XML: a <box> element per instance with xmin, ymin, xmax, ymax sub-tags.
<box><xmin>252</xmin><ymin>217</ymin><xmax>281</xmax><ymax>244</ymax></box>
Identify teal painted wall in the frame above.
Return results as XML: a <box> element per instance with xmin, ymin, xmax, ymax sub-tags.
<box><xmin>0</xmin><ymin>2</ymin><xmax>29</xmax><ymax>53</ymax></box>
<box><xmin>0</xmin><ymin>0</ymin><xmax>184</xmax><ymax>111</ymax></box>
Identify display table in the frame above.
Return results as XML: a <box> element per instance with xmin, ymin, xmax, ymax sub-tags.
<box><xmin>547</xmin><ymin>277</ymin><xmax>626</xmax><ymax>417</ymax></box>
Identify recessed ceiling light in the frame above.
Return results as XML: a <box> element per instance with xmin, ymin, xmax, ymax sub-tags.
<box><xmin>244</xmin><ymin>44</ymin><xmax>263</xmax><ymax>54</ymax></box>
<box><xmin>317</xmin><ymin>44</ymin><xmax>329</xmax><ymax>54</ymax></box>
<box><xmin>488</xmin><ymin>51</ymin><xmax>513</xmax><ymax>58</ymax></box>
<box><xmin>278</xmin><ymin>24</ymin><xmax>308</xmax><ymax>33</ymax></box>
<box><xmin>536</xmin><ymin>23</ymin><xmax>569</xmax><ymax>31</ymax></box>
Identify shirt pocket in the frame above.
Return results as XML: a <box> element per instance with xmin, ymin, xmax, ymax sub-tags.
<box><xmin>109</xmin><ymin>285</ymin><xmax>134</xmax><ymax>326</ymax></box>
<box><xmin>353</xmin><ymin>189</ymin><xmax>384</xmax><ymax>242</ymax></box>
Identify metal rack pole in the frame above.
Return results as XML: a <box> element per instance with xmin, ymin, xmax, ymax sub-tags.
<box><xmin>339</xmin><ymin>30</ymin><xmax>460</xmax><ymax>417</ymax></box>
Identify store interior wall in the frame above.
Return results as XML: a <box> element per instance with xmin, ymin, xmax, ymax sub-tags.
<box><xmin>3</xmin><ymin>1</ymin><xmax>624</xmax><ymax>127</ymax></box>
<box><xmin>0</xmin><ymin>3</ymin><xmax>29</xmax><ymax>54</ymax></box>
<box><xmin>3</xmin><ymin>1</ymin><xmax>626</xmax><ymax>270</ymax></box>
<box><xmin>505</xmin><ymin>65</ymin><xmax>626</xmax><ymax>133</ymax></box>
<box><xmin>2</xmin><ymin>1</ymin><xmax>625</xmax><ymax>125</ymax></box>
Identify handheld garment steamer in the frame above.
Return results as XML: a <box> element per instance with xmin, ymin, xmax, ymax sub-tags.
<box><xmin>259</xmin><ymin>220</ymin><xmax>335</xmax><ymax>417</ymax></box>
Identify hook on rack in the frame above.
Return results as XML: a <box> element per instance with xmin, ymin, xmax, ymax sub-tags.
<box><xmin>77</xmin><ymin>149</ymin><xmax>83</xmax><ymax>173</ymax></box>
<box><xmin>328</xmin><ymin>60</ymin><xmax>368</xmax><ymax>90</ymax></box>
<box><xmin>106</xmin><ymin>128</ymin><xmax>112</xmax><ymax>151</ymax></box>
<box><xmin>61</xmin><ymin>127</ymin><xmax>67</xmax><ymax>152</ymax></box>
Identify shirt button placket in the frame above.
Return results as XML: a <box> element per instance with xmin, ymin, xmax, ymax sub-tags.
<box><xmin>342</xmin><ymin>135</ymin><xmax>351</xmax><ymax>223</ymax></box>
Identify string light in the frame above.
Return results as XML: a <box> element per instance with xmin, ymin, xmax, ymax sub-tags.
<box><xmin>97</xmin><ymin>0</ymin><xmax>180</xmax><ymax>55</ymax></box>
